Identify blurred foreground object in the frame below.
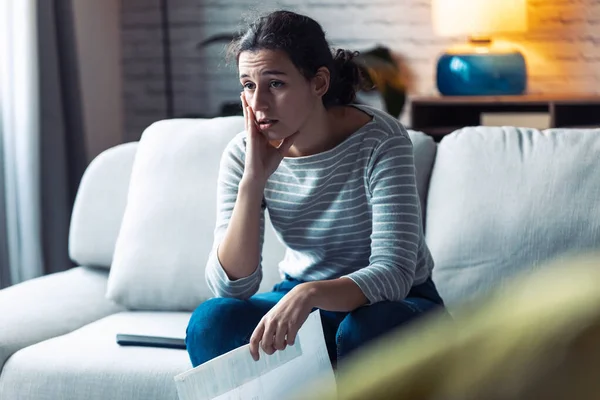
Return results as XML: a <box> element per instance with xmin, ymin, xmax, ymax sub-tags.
<box><xmin>308</xmin><ymin>253</ymin><xmax>600</xmax><ymax>400</ymax></box>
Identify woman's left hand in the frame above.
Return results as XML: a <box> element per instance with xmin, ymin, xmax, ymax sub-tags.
<box><xmin>249</xmin><ymin>283</ymin><xmax>315</xmax><ymax>361</ymax></box>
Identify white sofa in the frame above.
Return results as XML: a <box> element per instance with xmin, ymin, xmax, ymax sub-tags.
<box><xmin>1</xmin><ymin>116</ymin><xmax>599</xmax><ymax>400</ymax></box>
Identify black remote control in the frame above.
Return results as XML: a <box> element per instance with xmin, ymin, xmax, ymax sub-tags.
<box><xmin>116</xmin><ymin>333</ymin><xmax>187</xmax><ymax>350</ymax></box>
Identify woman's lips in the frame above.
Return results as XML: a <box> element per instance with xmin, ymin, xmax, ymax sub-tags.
<box><xmin>258</xmin><ymin>120</ymin><xmax>278</xmax><ymax>130</ymax></box>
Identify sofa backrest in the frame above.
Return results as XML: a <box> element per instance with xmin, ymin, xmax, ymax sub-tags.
<box><xmin>69</xmin><ymin>141</ymin><xmax>138</xmax><ymax>269</ymax></box>
<box><xmin>427</xmin><ymin>127</ymin><xmax>600</xmax><ymax>310</ymax></box>
<box><xmin>69</xmin><ymin>117</ymin><xmax>437</xmax><ymax>291</ymax></box>
<box><xmin>68</xmin><ymin>116</ymin><xmax>286</xmax><ymax>291</ymax></box>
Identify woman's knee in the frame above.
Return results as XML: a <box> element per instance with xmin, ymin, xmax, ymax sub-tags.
<box><xmin>187</xmin><ymin>297</ymin><xmax>246</xmax><ymax>332</ymax></box>
<box><xmin>186</xmin><ymin>297</ymin><xmax>258</xmax><ymax>366</ymax></box>
<box><xmin>335</xmin><ymin>301</ymin><xmax>424</xmax><ymax>361</ymax></box>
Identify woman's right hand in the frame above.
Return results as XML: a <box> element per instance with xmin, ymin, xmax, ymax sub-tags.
<box><xmin>241</xmin><ymin>93</ymin><xmax>298</xmax><ymax>187</ymax></box>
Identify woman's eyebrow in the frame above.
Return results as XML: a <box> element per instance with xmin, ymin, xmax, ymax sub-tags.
<box><xmin>239</xmin><ymin>70</ymin><xmax>287</xmax><ymax>79</ymax></box>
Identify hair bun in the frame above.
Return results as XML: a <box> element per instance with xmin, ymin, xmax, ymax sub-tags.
<box><xmin>333</xmin><ymin>49</ymin><xmax>357</xmax><ymax>64</ymax></box>
<box><xmin>329</xmin><ymin>49</ymin><xmax>364</xmax><ymax>106</ymax></box>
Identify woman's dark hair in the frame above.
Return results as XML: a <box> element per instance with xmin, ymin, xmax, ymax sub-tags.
<box><xmin>227</xmin><ymin>10</ymin><xmax>366</xmax><ymax>108</ymax></box>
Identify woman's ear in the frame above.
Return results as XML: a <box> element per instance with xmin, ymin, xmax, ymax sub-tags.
<box><xmin>312</xmin><ymin>67</ymin><xmax>330</xmax><ymax>98</ymax></box>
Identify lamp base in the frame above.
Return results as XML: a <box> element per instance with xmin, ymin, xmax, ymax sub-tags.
<box><xmin>436</xmin><ymin>51</ymin><xmax>527</xmax><ymax>96</ymax></box>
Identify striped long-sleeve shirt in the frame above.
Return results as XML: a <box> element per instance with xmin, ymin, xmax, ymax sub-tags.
<box><xmin>205</xmin><ymin>104</ymin><xmax>434</xmax><ymax>304</ymax></box>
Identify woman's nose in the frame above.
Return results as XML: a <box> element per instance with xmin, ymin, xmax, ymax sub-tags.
<box><xmin>251</xmin><ymin>88</ymin><xmax>269</xmax><ymax>111</ymax></box>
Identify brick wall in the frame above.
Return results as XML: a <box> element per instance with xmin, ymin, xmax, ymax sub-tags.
<box><xmin>121</xmin><ymin>0</ymin><xmax>600</xmax><ymax>141</ymax></box>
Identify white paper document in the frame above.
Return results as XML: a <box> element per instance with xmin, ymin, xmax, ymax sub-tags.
<box><xmin>174</xmin><ymin>310</ymin><xmax>336</xmax><ymax>400</ymax></box>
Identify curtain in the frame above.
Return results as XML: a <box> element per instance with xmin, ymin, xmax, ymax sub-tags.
<box><xmin>0</xmin><ymin>0</ymin><xmax>43</xmax><ymax>288</ymax></box>
<box><xmin>38</xmin><ymin>0</ymin><xmax>87</xmax><ymax>279</ymax></box>
<box><xmin>0</xmin><ymin>0</ymin><xmax>87</xmax><ymax>289</ymax></box>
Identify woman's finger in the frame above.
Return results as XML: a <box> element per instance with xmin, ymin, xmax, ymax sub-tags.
<box><xmin>261</xmin><ymin>320</ymin><xmax>277</xmax><ymax>355</ymax></box>
<box><xmin>285</xmin><ymin>322</ymin><xmax>300</xmax><ymax>347</ymax></box>
<box><xmin>247</xmin><ymin>106</ymin><xmax>261</xmax><ymax>137</ymax></box>
<box><xmin>241</xmin><ymin>93</ymin><xmax>260</xmax><ymax>138</ymax></box>
<box><xmin>240</xmin><ymin>93</ymin><xmax>247</xmax><ymax>126</ymax></box>
<box><xmin>242</xmin><ymin>95</ymin><xmax>266</xmax><ymax>145</ymax></box>
<box><xmin>273</xmin><ymin>322</ymin><xmax>287</xmax><ymax>351</ymax></box>
<box><xmin>249</xmin><ymin>321</ymin><xmax>265</xmax><ymax>361</ymax></box>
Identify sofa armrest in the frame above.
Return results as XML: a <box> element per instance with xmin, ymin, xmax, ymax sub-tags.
<box><xmin>0</xmin><ymin>266</ymin><xmax>125</xmax><ymax>371</ymax></box>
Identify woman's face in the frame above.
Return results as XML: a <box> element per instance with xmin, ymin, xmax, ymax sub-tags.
<box><xmin>238</xmin><ymin>49</ymin><xmax>322</xmax><ymax>141</ymax></box>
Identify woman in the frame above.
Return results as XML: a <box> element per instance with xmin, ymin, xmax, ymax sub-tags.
<box><xmin>185</xmin><ymin>10</ymin><xmax>444</xmax><ymax>367</ymax></box>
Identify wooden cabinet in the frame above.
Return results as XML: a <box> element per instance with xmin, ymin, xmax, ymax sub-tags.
<box><xmin>410</xmin><ymin>94</ymin><xmax>600</xmax><ymax>141</ymax></box>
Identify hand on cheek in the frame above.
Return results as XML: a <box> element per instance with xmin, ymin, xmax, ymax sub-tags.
<box><xmin>240</xmin><ymin>93</ymin><xmax>287</xmax><ymax>148</ymax></box>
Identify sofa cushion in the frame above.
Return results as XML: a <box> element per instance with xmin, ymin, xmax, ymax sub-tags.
<box><xmin>407</xmin><ymin>130</ymin><xmax>437</xmax><ymax>225</ymax></box>
<box><xmin>106</xmin><ymin>117</ymin><xmax>287</xmax><ymax>311</ymax></box>
<box><xmin>0</xmin><ymin>266</ymin><xmax>124</xmax><ymax>372</ymax></box>
<box><xmin>0</xmin><ymin>311</ymin><xmax>191</xmax><ymax>400</ymax></box>
<box><xmin>427</xmin><ymin>127</ymin><xmax>600</xmax><ymax>309</ymax></box>
<box><xmin>69</xmin><ymin>142</ymin><xmax>138</xmax><ymax>269</ymax></box>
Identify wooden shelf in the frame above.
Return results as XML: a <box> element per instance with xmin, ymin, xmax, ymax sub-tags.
<box><xmin>410</xmin><ymin>94</ymin><xmax>600</xmax><ymax>141</ymax></box>
<box><xmin>411</xmin><ymin>94</ymin><xmax>600</xmax><ymax>106</ymax></box>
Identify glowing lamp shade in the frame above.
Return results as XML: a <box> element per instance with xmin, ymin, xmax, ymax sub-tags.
<box><xmin>431</xmin><ymin>0</ymin><xmax>528</xmax><ymax>96</ymax></box>
<box><xmin>432</xmin><ymin>0</ymin><xmax>527</xmax><ymax>38</ymax></box>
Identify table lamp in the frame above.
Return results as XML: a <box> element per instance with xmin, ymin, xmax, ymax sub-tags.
<box><xmin>432</xmin><ymin>0</ymin><xmax>528</xmax><ymax>96</ymax></box>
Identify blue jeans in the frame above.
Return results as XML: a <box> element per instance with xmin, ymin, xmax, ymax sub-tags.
<box><xmin>185</xmin><ymin>276</ymin><xmax>445</xmax><ymax>368</ymax></box>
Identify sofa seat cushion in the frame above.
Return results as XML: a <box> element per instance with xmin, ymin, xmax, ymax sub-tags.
<box><xmin>0</xmin><ymin>311</ymin><xmax>192</xmax><ymax>400</ymax></box>
<box><xmin>0</xmin><ymin>266</ymin><xmax>124</xmax><ymax>372</ymax></box>
<box><xmin>426</xmin><ymin>127</ymin><xmax>600</xmax><ymax>310</ymax></box>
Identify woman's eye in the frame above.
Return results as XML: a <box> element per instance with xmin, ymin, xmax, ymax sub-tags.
<box><xmin>270</xmin><ymin>81</ymin><xmax>284</xmax><ymax>88</ymax></box>
<box><xmin>242</xmin><ymin>82</ymin><xmax>255</xmax><ymax>90</ymax></box>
